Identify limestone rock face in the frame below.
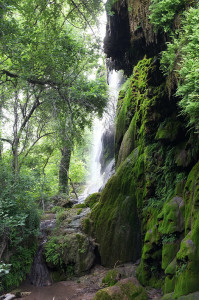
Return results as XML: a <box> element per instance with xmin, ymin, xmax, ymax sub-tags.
<box><xmin>104</xmin><ymin>0</ymin><xmax>166</xmax><ymax>74</ymax></box>
<box><xmin>44</xmin><ymin>207</ymin><xmax>96</xmax><ymax>279</ymax></box>
<box><xmin>101</xmin><ymin>1</ymin><xmax>199</xmax><ymax>296</ymax></box>
<box><xmin>90</xmin><ymin>149</ymin><xmax>141</xmax><ymax>267</ymax></box>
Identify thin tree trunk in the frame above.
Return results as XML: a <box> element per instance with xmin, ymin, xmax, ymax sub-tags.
<box><xmin>59</xmin><ymin>145</ymin><xmax>71</xmax><ymax>194</ymax></box>
<box><xmin>0</xmin><ymin>104</ymin><xmax>3</xmax><ymax>160</ymax></box>
<box><xmin>12</xmin><ymin>90</ymin><xmax>19</xmax><ymax>174</ymax></box>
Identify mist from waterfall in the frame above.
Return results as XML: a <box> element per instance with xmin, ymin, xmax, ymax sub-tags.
<box><xmin>78</xmin><ymin>70</ymin><xmax>124</xmax><ymax>202</ymax></box>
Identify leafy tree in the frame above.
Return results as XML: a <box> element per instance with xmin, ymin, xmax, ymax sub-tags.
<box><xmin>0</xmin><ymin>0</ymin><xmax>107</xmax><ymax>292</ymax></box>
<box><xmin>0</xmin><ymin>0</ymin><xmax>108</xmax><ymax>191</ymax></box>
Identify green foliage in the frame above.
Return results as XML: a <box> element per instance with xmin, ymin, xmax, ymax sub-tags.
<box><xmin>45</xmin><ymin>237</ymin><xmax>63</xmax><ymax>266</ymax></box>
<box><xmin>160</xmin><ymin>40</ymin><xmax>180</xmax><ymax>76</ymax></box>
<box><xmin>0</xmin><ymin>263</ymin><xmax>11</xmax><ymax>278</ymax></box>
<box><xmin>2</xmin><ymin>245</ymin><xmax>37</xmax><ymax>290</ymax></box>
<box><xmin>162</xmin><ymin>234</ymin><xmax>177</xmax><ymax>244</ymax></box>
<box><xmin>0</xmin><ymin>161</ymin><xmax>40</xmax><ymax>243</ymax></box>
<box><xmin>160</xmin><ymin>5</ymin><xmax>199</xmax><ymax>131</ymax></box>
<box><xmin>45</xmin><ymin>236</ymin><xmax>68</xmax><ymax>267</ymax></box>
<box><xmin>0</xmin><ymin>160</ymin><xmax>40</xmax><ymax>291</ymax></box>
<box><xmin>0</xmin><ymin>0</ymin><xmax>108</xmax><ymax>202</ymax></box>
<box><xmin>77</xmin><ymin>208</ymin><xmax>83</xmax><ymax>215</ymax></box>
<box><xmin>149</xmin><ymin>0</ymin><xmax>185</xmax><ymax>32</ymax></box>
<box><xmin>105</xmin><ymin>0</ymin><xmax>118</xmax><ymax>16</ymax></box>
<box><xmin>102</xmin><ymin>269</ymin><xmax>118</xmax><ymax>286</ymax></box>
<box><xmin>176</xmin><ymin>260</ymin><xmax>188</xmax><ymax>275</ymax></box>
<box><xmin>69</xmin><ymin>159</ymin><xmax>87</xmax><ymax>184</ymax></box>
<box><xmin>56</xmin><ymin>208</ymin><xmax>67</xmax><ymax>225</ymax></box>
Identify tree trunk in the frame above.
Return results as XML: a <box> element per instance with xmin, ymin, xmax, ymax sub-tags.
<box><xmin>12</xmin><ymin>90</ymin><xmax>19</xmax><ymax>174</ymax></box>
<box><xmin>0</xmin><ymin>104</ymin><xmax>2</xmax><ymax>159</ymax></box>
<box><xmin>59</xmin><ymin>145</ymin><xmax>71</xmax><ymax>194</ymax></box>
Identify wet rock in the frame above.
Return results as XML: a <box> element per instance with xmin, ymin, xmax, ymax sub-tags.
<box><xmin>100</xmin><ymin>125</ymin><xmax>115</xmax><ymax>174</ymax></box>
<box><xmin>158</xmin><ymin>196</ymin><xmax>185</xmax><ymax>235</ymax></box>
<box><xmin>93</xmin><ymin>277</ymin><xmax>148</xmax><ymax>300</ymax></box>
<box><xmin>29</xmin><ymin>245</ymin><xmax>52</xmax><ymax>287</ymax></box>
<box><xmin>161</xmin><ymin>291</ymin><xmax>199</xmax><ymax>299</ymax></box>
<box><xmin>50</xmin><ymin>194</ymin><xmax>74</xmax><ymax>208</ymax></box>
<box><xmin>60</xmin><ymin>232</ymin><xmax>96</xmax><ymax>275</ymax></box>
<box><xmin>43</xmin><ymin>207</ymin><xmax>96</xmax><ymax>278</ymax></box>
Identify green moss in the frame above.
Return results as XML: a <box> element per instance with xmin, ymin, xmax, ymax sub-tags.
<box><xmin>162</xmin><ymin>243</ymin><xmax>179</xmax><ymax>270</ymax></box>
<box><xmin>168</xmin><ymin>161</ymin><xmax>199</xmax><ymax>296</ymax></box>
<box><xmin>158</xmin><ymin>196</ymin><xmax>185</xmax><ymax>236</ymax></box>
<box><xmin>155</xmin><ymin>118</ymin><xmax>181</xmax><ymax>142</ymax></box>
<box><xmin>116</xmin><ymin>114</ymin><xmax>137</xmax><ymax>168</ymax></box>
<box><xmin>74</xmin><ymin>203</ymin><xmax>87</xmax><ymax>208</ymax></box>
<box><xmin>93</xmin><ymin>290</ymin><xmax>112</xmax><ymax>300</ymax></box>
<box><xmin>85</xmin><ymin>192</ymin><xmax>101</xmax><ymax>209</ymax></box>
<box><xmin>82</xmin><ymin>217</ymin><xmax>92</xmax><ymax>234</ymax></box>
<box><xmin>165</xmin><ymin>258</ymin><xmax>176</xmax><ymax>276</ymax></box>
<box><xmin>77</xmin><ymin>208</ymin><xmax>83</xmax><ymax>215</ymax></box>
<box><xmin>115</xmin><ymin>57</ymin><xmax>159</xmax><ymax>165</ymax></box>
<box><xmin>164</xmin><ymin>275</ymin><xmax>176</xmax><ymax>294</ymax></box>
<box><xmin>93</xmin><ymin>278</ymin><xmax>148</xmax><ymax>300</ymax></box>
<box><xmin>137</xmin><ymin>226</ymin><xmax>163</xmax><ymax>289</ymax></box>
<box><xmin>91</xmin><ymin>149</ymin><xmax>141</xmax><ymax>266</ymax></box>
<box><xmin>102</xmin><ymin>269</ymin><xmax>119</xmax><ymax>286</ymax></box>
<box><xmin>183</xmin><ymin>161</ymin><xmax>199</xmax><ymax>234</ymax></box>
<box><xmin>173</xmin><ymin>222</ymin><xmax>199</xmax><ymax>298</ymax></box>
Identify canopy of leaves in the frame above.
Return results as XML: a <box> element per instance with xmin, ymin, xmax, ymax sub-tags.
<box><xmin>0</xmin><ymin>0</ymin><xmax>108</xmax><ymax>173</ymax></box>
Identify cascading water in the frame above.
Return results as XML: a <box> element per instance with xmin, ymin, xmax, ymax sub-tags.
<box><xmin>29</xmin><ymin>217</ymin><xmax>56</xmax><ymax>287</ymax></box>
<box><xmin>78</xmin><ymin>70</ymin><xmax>124</xmax><ymax>202</ymax></box>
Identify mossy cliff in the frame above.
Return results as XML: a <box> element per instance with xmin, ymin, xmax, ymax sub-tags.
<box><xmin>87</xmin><ymin>0</ymin><xmax>199</xmax><ymax>295</ymax></box>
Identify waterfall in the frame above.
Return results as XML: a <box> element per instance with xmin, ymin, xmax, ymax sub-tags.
<box><xmin>29</xmin><ymin>218</ymin><xmax>56</xmax><ymax>286</ymax></box>
<box><xmin>78</xmin><ymin>70</ymin><xmax>123</xmax><ymax>202</ymax></box>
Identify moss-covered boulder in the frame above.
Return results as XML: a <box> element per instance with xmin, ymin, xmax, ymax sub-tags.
<box><xmin>102</xmin><ymin>269</ymin><xmax>121</xmax><ymax>287</ymax></box>
<box><xmin>158</xmin><ymin>196</ymin><xmax>185</xmax><ymax>236</ymax></box>
<box><xmin>155</xmin><ymin>118</ymin><xmax>182</xmax><ymax>142</ymax></box>
<box><xmin>44</xmin><ymin>207</ymin><xmax>96</xmax><ymax>278</ymax></box>
<box><xmin>61</xmin><ymin>232</ymin><xmax>95</xmax><ymax>274</ymax></box>
<box><xmin>85</xmin><ymin>192</ymin><xmax>101</xmax><ymax>209</ymax></box>
<box><xmin>90</xmin><ymin>150</ymin><xmax>141</xmax><ymax>267</ymax></box>
<box><xmin>93</xmin><ymin>277</ymin><xmax>148</xmax><ymax>300</ymax></box>
<box><xmin>183</xmin><ymin>161</ymin><xmax>199</xmax><ymax>234</ymax></box>
<box><xmin>137</xmin><ymin>225</ymin><xmax>163</xmax><ymax>288</ymax></box>
<box><xmin>44</xmin><ymin>231</ymin><xmax>95</xmax><ymax>276</ymax></box>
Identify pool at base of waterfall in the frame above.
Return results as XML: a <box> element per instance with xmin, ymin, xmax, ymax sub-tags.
<box><xmin>15</xmin><ymin>265</ymin><xmax>109</xmax><ymax>300</ymax></box>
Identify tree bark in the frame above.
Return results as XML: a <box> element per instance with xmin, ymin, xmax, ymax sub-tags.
<box><xmin>59</xmin><ymin>145</ymin><xmax>71</xmax><ymax>194</ymax></box>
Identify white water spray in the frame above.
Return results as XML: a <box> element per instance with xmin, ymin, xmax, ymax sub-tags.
<box><xmin>78</xmin><ymin>70</ymin><xmax>123</xmax><ymax>202</ymax></box>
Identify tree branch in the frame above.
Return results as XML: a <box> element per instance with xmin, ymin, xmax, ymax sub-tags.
<box><xmin>69</xmin><ymin>0</ymin><xmax>97</xmax><ymax>38</ymax></box>
<box><xmin>19</xmin><ymin>132</ymin><xmax>55</xmax><ymax>169</ymax></box>
<box><xmin>0</xmin><ymin>138</ymin><xmax>12</xmax><ymax>145</ymax></box>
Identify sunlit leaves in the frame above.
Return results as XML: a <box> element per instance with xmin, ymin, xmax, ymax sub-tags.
<box><xmin>149</xmin><ymin>0</ymin><xmax>185</xmax><ymax>32</ymax></box>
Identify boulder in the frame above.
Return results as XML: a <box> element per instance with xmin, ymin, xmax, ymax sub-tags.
<box><xmin>93</xmin><ymin>277</ymin><xmax>148</xmax><ymax>300</ymax></box>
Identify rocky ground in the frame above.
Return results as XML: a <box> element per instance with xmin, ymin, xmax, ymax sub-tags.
<box><xmin>1</xmin><ymin>205</ymin><xmax>162</xmax><ymax>300</ymax></box>
<box><xmin>1</xmin><ymin>264</ymin><xmax>162</xmax><ymax>300</ymax></box>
